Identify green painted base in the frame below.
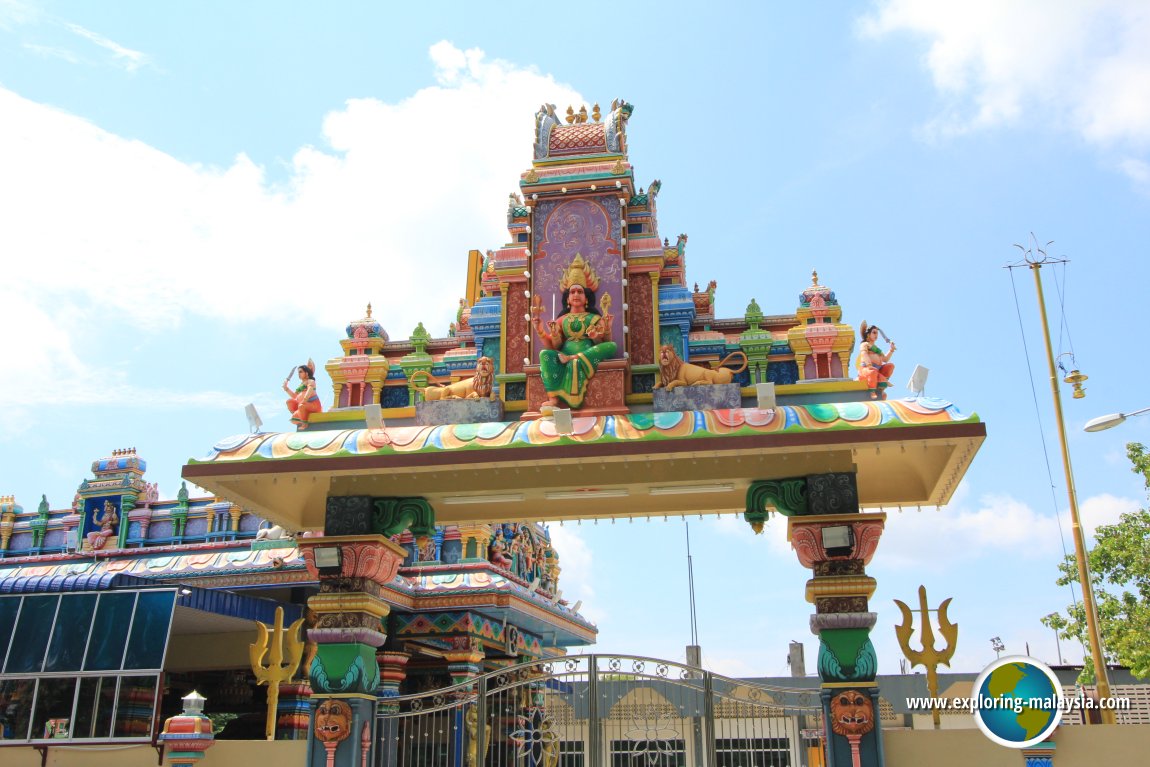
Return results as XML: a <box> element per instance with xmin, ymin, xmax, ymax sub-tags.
<box><xmin>311</xmin><ymin>643</ymin><xmax>382</xmax><ymax>695</ymax></box>
<box><xmin>818</xmin><ymin>629</ymin><xmax>877</xmax><ymax>683</ymax></box>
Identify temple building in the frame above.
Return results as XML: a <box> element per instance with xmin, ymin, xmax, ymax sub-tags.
<box><xmin>0</xmin><ymin>100</ymin><xmax>994</xmax><ymax>767</ymax></box>
<box><xmin>0</xmin><ymin>447</ymin><xmax>593</xmax><ymax>744</ymax></box>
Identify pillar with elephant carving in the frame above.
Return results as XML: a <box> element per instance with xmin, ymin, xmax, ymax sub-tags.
<box><xmin>745</xmin><ymin>472</ymin><xmax>887</xmax><ymax>767</ymax></box>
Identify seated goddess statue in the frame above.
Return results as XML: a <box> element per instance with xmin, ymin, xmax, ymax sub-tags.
<box><xmin>531</xmin><ymin>255</ymin><xmax>616</xmax><ymax>411</ymax></box>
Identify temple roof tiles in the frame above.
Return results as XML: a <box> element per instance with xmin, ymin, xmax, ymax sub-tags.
<box><xmin>193</xmin><ymin>399</ymin><xmax>977</xmax><ymax>465</ymax></box>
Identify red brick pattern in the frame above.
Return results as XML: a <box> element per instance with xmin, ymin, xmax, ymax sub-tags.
<box><xmin>506</xmin><ymin>288</ymin><xmax>528</xmax><ymax>374</ymax></box>
<box><xmin>628</xmin><ymin>274</ymin><xmax>654</xmax><ymax>365</ymax></box>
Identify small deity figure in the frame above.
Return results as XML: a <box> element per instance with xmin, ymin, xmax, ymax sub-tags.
<box><xmin>456</xmin><ymin>298</ymin><xmax>474</xmax><ymax>334</ymax></box>
<box><xmin>417</xmin><ymin>534</ymin><xmax>437</xmax><ymax>562</ymax></box>
<box><xmin>489</xmin><ymin>529</ymin><xmax>512</xmax><ymax>569</ymax></box>
<box><xmin>283</xmin><ymin>358</ymin><xmax>322</xmax><ymax>429</ymax></box>
<box><xmin>86</xmin><ymin>499</ymin><xmax>119</xmax><ymax>550</ymax></box>
<box><xmin>448</xmin><ymin>322</ymin><xmax>457</xmax><ymax>337</ymax></box>
<box><xmin>692</xmin><ymin>279</ymin><xmax>717</xmax><ymax>314</ymax></box>
<box><xmin>857</xmin><ymin>321</ymin><xmax>896</xmax><ymax>400</ymax></box>
<box><xmin>531</xmin><ymin>254</ymin><xmax>616</xmax><ymax>412</ymax></box>
<box><xmin>464</xmin><ymin>705</ymin><xmax>491</xmax><ymax>767</ymax></box>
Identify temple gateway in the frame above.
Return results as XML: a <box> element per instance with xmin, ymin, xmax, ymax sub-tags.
<box><xmin>1</xmin><ymin>101</ymin><xmax>985</xmax><ymax>767</ymax></box>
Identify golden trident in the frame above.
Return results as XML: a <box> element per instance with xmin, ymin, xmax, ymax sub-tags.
<box><xmin>250</xmin><ymin>606</ymin><xmax>306</xmax><ymax>740</ymax></box>
<box><xmin>894</xmin><ymin>585</ymin><xmax>958</xmax><ymax>730</ymax></box>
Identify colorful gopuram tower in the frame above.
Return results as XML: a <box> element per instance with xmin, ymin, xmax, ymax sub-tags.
<box><xmin>182</xmin><ymin>100</ymin><xmax>985</xmax><ymax>767</ymax></box>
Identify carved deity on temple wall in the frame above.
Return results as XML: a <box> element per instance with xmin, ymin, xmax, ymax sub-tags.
<box><xmin>531</xmin><ymin>255</ymin><xmax>616</xmax><ymax>412</ymax></box>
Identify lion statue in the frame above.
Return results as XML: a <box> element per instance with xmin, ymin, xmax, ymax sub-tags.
<box><xmin>656</xmin><ymin>344</ymin><xmax>748</xmax><ymax>391</ymax></box>
<box><xmin>423</xmin><ymin>356</ymin><xmax>495</xmax><ymax>400</ymax></box>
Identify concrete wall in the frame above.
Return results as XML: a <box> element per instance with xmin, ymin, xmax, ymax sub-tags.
<box><xmin>3</xmin><ymin>725</ymin><xmax>1148</xmax><ymax>766</ymax></box>
<box><xmin>2</xmin><ymin>740</ymin><xmax>305</xmax><ymax>767</ymax></box>
<box><xmin>884</xmin><ymin>724</ymin><xmax>1150</xmax><ymax>766</ymax></box>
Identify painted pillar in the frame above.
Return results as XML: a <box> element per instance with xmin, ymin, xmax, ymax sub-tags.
<box><xmin>746</xmin><ymin>473</ymin><xmax>886</xmax><ymax>767</ymax></box>
<box><xmin>0</xmin><ymin>496</ymin><xmax>15</xmax><ymax>551</ymax></box>
<box><xmin>276</xmin><ymin>681</ymin><xmax>313</xmax><ymax>740</ymax></box>
<box><xmin>297</xmin><ymin>534</ymin><xmax>407</xmax><ymax>767</ymax></box>
<box><xmin>444</xmin><ymin>637</ymin><xmax>486</xmax><ymax>767</ymax></box>
<box><xmin>375</xmin><ymin>651</ymin><xmax>410</xmax><ymax>767</ymax></box>
<box><xmin>1022</xmin><ymin>741</ymin><xmax>1056</xmax><ymax>766</ymax></box>
<box><xmin>457</xmin><ymin>523</ymin><xmax>492</xmax><ymax>562</ymax></box>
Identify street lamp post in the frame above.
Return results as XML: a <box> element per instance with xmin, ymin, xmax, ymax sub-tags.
<box><xmin>1027</xmin><ymin>256</ymin><xmax>1116</xmax><ymax>724</ymax></box>
<box><xmin>1084</xmin><ymin>407</ymin><xmax>1150</xmax><ymax>433</ymax></box>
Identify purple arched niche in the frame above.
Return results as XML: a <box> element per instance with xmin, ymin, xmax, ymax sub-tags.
<box><xmin>804</xmin><ymin>355</ymin><xmax>844</xmax><ymax>380</ymax></box>
<box><xmin>532</xmin><ymin>196</ymin><xmax>624</xmax><ymax>353</ymax></box>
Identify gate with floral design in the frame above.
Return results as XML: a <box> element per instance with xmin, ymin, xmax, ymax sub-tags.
<box><xmin>376</xmin><ymin>654</ymin><xmax>823</xmax><ymax>767</ymax></box>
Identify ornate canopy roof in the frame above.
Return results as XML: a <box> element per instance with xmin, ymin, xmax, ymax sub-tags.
<box><xmin>184</xmin><ymin>399</ymin><xmax>986</xmax><ymax>530</ymax></box>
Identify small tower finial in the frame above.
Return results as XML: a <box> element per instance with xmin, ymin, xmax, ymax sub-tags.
<box><xmin>366</xmin><ymin>302</ymin><xmax>373</xmax><ymax>319</ymax></box>
<box><xmin>812</xmin><ymin>269</ymin><xmax>819</xmax><ymax>286</ymax></box>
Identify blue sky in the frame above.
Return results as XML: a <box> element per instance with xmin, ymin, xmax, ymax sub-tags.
<box><xmin>3</xmin><ymin>1</ymin><xmax>1150</xmax><ymax>678</ymax></box>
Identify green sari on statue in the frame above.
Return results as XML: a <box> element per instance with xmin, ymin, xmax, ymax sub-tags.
<box><xmin>539</xmin><ymin>312</ymin><xmax>617</xmax><ymax>408</ymax></box>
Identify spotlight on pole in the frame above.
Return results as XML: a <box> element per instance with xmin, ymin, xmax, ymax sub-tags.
<box><xmin>245</xmin><ymin>404</ymin><xmax>263</xmax><ymax>433</ymax></box>
<box><xmin>907</xmin><ymin>365</ymin><xmax>929</xmax><ymax>397</ymax></box>
<box><xmin>553</xmin><ymin>408</ymin><xmax>574</xmax><ymax>435</ymax></box>
<box><xmin>755</xmin><ymin>382</ymin><xmax>776</xmax><ymax>410</ymax></box>
<box><xmin>364</xmin><ymin>403</ymin><xmax>385</xmax><ymax>430</ymax></box>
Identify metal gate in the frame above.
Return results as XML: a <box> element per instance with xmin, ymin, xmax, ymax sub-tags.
<box><xmin>377</xmin><ymin>654</ymin><xmax>822</xmax><ymax>767</ymax></box>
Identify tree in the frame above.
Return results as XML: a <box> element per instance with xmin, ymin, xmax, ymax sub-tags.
<box><xmin>1041</xmin><ymin>442</ymin><xmax>1150</xmax><ymax>681</ymax></box>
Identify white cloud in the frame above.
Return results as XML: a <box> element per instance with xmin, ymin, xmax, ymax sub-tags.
<box><xmin>1076</xmin><ymin>492</ymin><xmax>1140</xmax><ymax>541</ymax></box>
<box><xmin>870</xmin><ymin>482</ymin><xmax>1142</xmax><ymax>571</ymax></box>
<box><xmin>22</xmin><ymin>42</ymin><xmax>79</xmax><ymax>63</ymax></box>
<box><xmin>65</xmin><ymin>23</ymin><xmax>149</xmax><ymax>71</ymax></box>
<box><xmin>859</xmin><ymin>1</ymin><xmax>1150</xmax><ymax>149</ymax></box>
<box><xmin>546</xmin><ymin>523</ymin><xmax>604</xmax><ymax>625</ymax></box>
<box><xmin>0</xmin><ymin>0</ymin><xmax>36</xmax><ymax>30</ymax></box>
<box><xmin>710</xmin><ymin>511</ymin><xmax>791</xmax><ymax>555</ymax></box>
<box><xmin>1</xmin><ymin>43</ymin><xmax>582</xmax><ymax>434</ymax></box>
<box><xmin>874</xmin><ymin>483</ymin><xmax>1061</xmax><ymax>570</ymax></box>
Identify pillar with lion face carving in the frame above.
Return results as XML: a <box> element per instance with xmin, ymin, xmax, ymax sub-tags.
<box><xmin>745</xmin><ymin>471</ymin><xmax>887</xmax><ymax>767</ymax></box>
<box><xmin>297</xmin><ymin>494</ymin><xmax>433</xmax><ymax>767</ymax></box>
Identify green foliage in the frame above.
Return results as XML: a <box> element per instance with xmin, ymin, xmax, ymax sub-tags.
<box><xmin>1042</xmin><ymin>442</ymin><xmax>1150</xmax><ymax>680</ymax></box>
<box><xmin>208</xmin><ymin>712</ymin><xmax>238</xmax><ymax>735</ymax></box>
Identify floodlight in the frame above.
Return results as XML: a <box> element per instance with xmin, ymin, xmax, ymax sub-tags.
<box><xmin>755</xmin><ymin>382</ymin><xmax>776</xmax><ymax>410</ymax></box>
<box><xmin>364</xmin><ymin>403</ymin><xmax>384</xmax><ymax>430</ymax></box>
<box><xmin>313</xmin><ymin>546</ymin><xmax>343</xmax><ymax>575</ymax></box>
<box><xmin>245</xmin><ymin>403</ymin><xmax>263</xmax><ymax>433</ymax></box>
<box><xmin>821</xmin><ymin>525</ymin><xmax>855</xmax><ymax>558</ymax></box>
<box><xmin>907</xmin><ymin>365</ymin><xmax>929</xmax><ymax>397</ymax></box>
<box><xmin>553</xmin><ymin>408</ymin><xmax>574</xmax><ymax>435</ymax></box>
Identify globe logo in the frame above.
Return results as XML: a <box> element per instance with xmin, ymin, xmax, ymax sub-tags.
<box><xmin>972</xmin><ymin>655</ymin><xmax>1063</xmax><ymax>748</ymax></box>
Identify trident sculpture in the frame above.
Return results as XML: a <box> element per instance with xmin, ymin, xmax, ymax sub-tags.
<box><xmin>894</xmin><ymin>585</ymin><xmax>958</xmax><ymax>730</ymax></box>
<box><xmin>250</xmin><ymin>606</ymin><xmax>306</xmax><ymax>740</ymax></box>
